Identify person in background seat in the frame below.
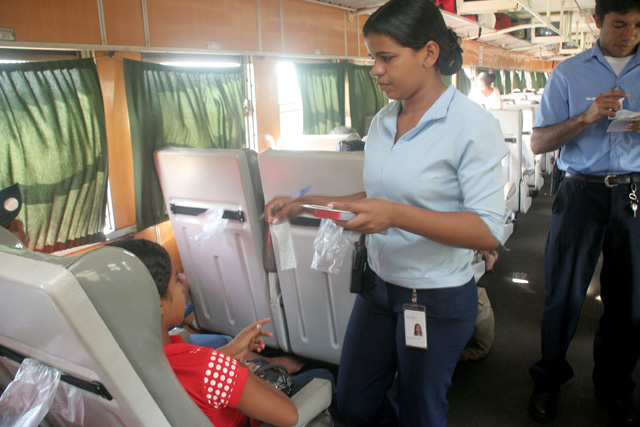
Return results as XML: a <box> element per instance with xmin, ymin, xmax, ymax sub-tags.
<box><xmin>468</xmin><ymin>72</ymin><xmax>503</xmax><ymax>110</ymax></box>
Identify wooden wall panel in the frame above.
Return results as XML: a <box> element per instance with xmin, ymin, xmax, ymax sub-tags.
<box><xmin>356</xmin><ymin>15</ymin><xmax>368</xmax><ymax>58</ymax></box>
<box><xmin>102</xmin><ymin>0</ymin><xmax>146</xmax><ymax>47</ymax></box>
<box><xmin>96</xmin><ymin>51</ymin><xmax>140</xmax><ymax>230</ymax></box>
<box><xmin>254</xmin><ymin>57</ymin><xmax>281</xmax><ymax>152</ymax></box>
<box><xmin>146</xmin><ymin>0</ymin><xmax>260</xmax><ymax>51</ymax></box>
<box><xmin>281</xmin><ymin>0</ymin><xmax>347</xmax><ymax>56</ymax></box>
<box><xmin>461</xmin><ymin>39</ymin><xmax>555</xmax><ymax>71</ymax></box>
<box><xmin>345</xmin><ymin>13</ymin><xmax>361</xmax><ymax>57</ymax></box>
<box><xmin>135</xmin><ymin>221</ymin><xmax>183</xmax><ymax>274</ymax></box>
<box><xmin>260</xmin><ymin>0</ymin><xmax>283</xmax><ymax>53</ymax></box>
<box><xmin>0</xmin><ymin>0</ymin><xmax>101</xmax><ymax>45</ymax></box>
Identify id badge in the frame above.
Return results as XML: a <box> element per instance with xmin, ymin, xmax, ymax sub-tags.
<box><xmin>403</xmin><ymin>302</ymin><xmax>427</xmax><ymax>349</ymax></box>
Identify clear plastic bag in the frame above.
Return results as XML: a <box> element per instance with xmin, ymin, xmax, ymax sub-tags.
<box><xmin>191</xmin><ymin>208</ymin><xmax>228</xmax><ymax>246</ymax></box>
<box><xmin>0</xmin><ymin>358</ymin><xmax>84</xmax><ymax>427</ymax></box>
<box><xmin>311</xmin><ymin>219</ymin><xmax>359</xmax><ymax>274</ymax></box>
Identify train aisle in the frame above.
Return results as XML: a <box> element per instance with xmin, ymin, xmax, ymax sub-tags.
<box><xmin>447</xmin><ymin>178</ymin><xmax>640</xmax><ymax>427</ymax></box>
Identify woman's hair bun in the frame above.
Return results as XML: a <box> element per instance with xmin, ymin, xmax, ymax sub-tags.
<box><xmin>438</xmin><ymin>28</ymin><xmax>463</xmax><ymax>76</ymax></box>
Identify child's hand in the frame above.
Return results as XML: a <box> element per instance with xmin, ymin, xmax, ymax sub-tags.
<box><xmin>218</xmin><ymin>318</ymin><xmax>273</xmax><ymax>361</ymax></box>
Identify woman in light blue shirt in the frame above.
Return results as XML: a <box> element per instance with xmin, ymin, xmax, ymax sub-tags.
<box><xmin>266</xmin><ymin>1</ymin><xmax>507</xmax><ymax>425</ymax></box>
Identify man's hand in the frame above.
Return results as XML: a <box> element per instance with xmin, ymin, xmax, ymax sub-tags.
<box><xmin>582</xmin><ymin>90</ymin><xmax>629</xmax><ymax>124</ymax></box>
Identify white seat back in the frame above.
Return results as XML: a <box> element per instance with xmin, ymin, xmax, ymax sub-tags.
<box><xmin>276</xmin><ymin>135</ymin><xmax>352</xmax><ymax>151</ymax></box>
<box><xmin>154</xmin><ymin>148</ymin><xmax>287</xmax><ymax>350</ymax></box>
<box><xmin>259</xmin><ymin>149</ymin><xmax>363</xmax><ymax>364</ymax></box>
<box><xmin>504</xmin><ymin>104</ymin><xmax>544</xmax><ymax>191</ymax></box>
<box><xmin>489</xmin><ymin>109</ymin><xmax>532</xmax><ymax>213</ymax></box>
<box><xmin>0</xmin><ymin>245</ymin><xmax>212</xmax><ymax>427</ymax></box>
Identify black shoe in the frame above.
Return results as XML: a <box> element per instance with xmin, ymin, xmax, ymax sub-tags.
<box><xmin>528</xmin><ymin>388</ymin><xmax>558</xmax><ymax>423</ymax></box>
<box><xmin>597</xmin><ymin>396</ymin><xmax>640</xmax><ymax>427</ymax></box>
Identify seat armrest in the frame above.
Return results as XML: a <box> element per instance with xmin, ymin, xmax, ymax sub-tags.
<box><xmin>168</xmin><ymin>327</ymin><xmax>191</xmax><ymax>343</ymax></box>
<box><xmin>261</xmin><ymin>378</ymin><xmax>332</xmax><ymax>427</ymax></box>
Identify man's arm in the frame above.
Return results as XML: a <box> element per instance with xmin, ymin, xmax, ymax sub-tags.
<box><xmin>531</xmin><ymin>89</ymin><xmax>629</xmax><ymax>155</ymax></box>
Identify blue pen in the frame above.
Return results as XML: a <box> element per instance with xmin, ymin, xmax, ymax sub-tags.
<box><xmin>286</xmin><ymin>186</ymin><xmax>311</xmax><ymax>201</ymax></box>
<box><xmin>259</xmin><ymin>186</ymin><xmax>311</xmax><ymax>220</ymax></box>
<box><xmin>274</xmin><ymin>186</ymin><xmax>311</xmax><ymax>213</ymax></box>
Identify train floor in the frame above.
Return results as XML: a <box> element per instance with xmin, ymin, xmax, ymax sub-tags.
<box><xmin>446</xmin><ymin>178</ymin><xmax>640</xmax><ymax>427</ymax></box>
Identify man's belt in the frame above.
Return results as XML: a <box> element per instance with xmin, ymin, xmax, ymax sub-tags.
<box><xmin>565</xmin><ymin>172</ymin><xmax>640</xmax><ymax>187</ymax></box>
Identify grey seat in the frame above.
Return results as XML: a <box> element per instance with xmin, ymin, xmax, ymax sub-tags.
<box><xmin>258</xmin><ymin>148</ymin><xmax>363</xmax><ymax>365</ymax></box>
<box><xmin>0</xmin><ymin>239</ymin><xmax>211</xmax><ymax>426</ymax></box>
<box><xmin>154</xmin><ymin>147</ymin><xmax>288</xmax><ymax>352</ymax></box>
<box><xmin>0</xmin><ymin>231</ymin><xmax>332</xmax><ymax>426</ymax></box>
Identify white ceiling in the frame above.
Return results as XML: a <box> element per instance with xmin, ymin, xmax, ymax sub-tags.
<box><xmin>306</xmin><ymin>0</ymin><xmax>599</xmax><ymax>58</ymax></box>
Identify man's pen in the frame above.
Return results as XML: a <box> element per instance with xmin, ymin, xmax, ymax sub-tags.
<box><xmin>259</xmin><ymin>186</ymin><xmax>311</xmax><ymax>220</ymax></box>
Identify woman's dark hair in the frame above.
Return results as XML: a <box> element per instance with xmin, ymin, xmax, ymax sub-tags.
<box><xmin>106</xmin><ymin>239</ymin><xmax>173</xmax><ymax>298</ymax></box>
<box><xmin>595</xmin><ymin>0</ymin><xmax>640</xmax><ymax>22</ymax></box>
<box><xmin>363</xmin><ymin>0</ymin><xmax>463</xmax><ymax>75</ymax></box>
<box><xmin>477</xmin><ymin>72</ymin><xmax>495</xmax><ymax>85</ymax></box>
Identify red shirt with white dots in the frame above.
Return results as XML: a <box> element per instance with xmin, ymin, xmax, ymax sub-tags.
<box><xmin>165</xmin><ymin>335</ymin><xmax>258</xmax><ymax>427</ymax></box>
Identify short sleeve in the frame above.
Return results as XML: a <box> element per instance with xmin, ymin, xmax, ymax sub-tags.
<box><xmin>203</xmin><ymin>350</ymin><xmax>249</xmax><ymax>409</ymax></box>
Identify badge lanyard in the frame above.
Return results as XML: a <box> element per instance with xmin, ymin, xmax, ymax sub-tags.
<box><xmin>403</xmin><ymin>289</ymin><xmax>427</xmax><ymax>349</ymax></box>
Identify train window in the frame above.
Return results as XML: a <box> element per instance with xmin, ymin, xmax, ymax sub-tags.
<box><xmin>277</xmin><ymin>62</ymin><xmax>303</xmax><ymax>137</ymax></box>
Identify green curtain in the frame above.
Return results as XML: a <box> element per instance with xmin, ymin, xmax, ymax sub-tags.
<box><xmin>123</xmin><ymin>58</ymin><xmax>246</xmax><ymax>230</ymax></box>
<box><xmin>535</xmin><ymin>72</ymin><xmax>547</xmax><ymax>90</ymax></box>
<box><xmin>346</xmin><ymin>63</ymin><xmax>387</xmax><ymax>137</ymax></box>
<box><xmin>512</xmin><ymin>71</ymin><xmax>523</xmax><ymax>91</ymax></box>
<box><xmin>294</xmin><ymin>63</ymin><xmax>345</xmax><ymax>135</ymax></box>
<box><xmin>503</xmin><ymin>70</ymin><xmax>512</xmax><ymax>95</ymax></box>
<box><xmin>529</xmin><ymin>71</ymin><xmax>537</xmax><ymax>91</ymax></box>
<box><xmin>492</xmin><ymin>68</ymin><xmax>504</xmax><ymax>95</ymax></box>
<box><xmin>0</xmin><ymin>58</ymin><xmax>108</xmax><ymax>253</ymax></box>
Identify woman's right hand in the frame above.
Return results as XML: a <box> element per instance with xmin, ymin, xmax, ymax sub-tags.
<box><xmin>264</xmin><ymin>197</ymin><xmax>305</xmax><ymax>224</ymax></box>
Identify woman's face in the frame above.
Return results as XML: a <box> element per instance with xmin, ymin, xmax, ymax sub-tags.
<box><xmin>365</xmin><ymin>32</ymin><xmax>432</xmax><ymax>101</ymax></box>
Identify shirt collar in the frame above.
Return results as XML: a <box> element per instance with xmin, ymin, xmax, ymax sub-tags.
<box><xmin>380</xmin><ymin>84</ymin><xmax>457</xmax><ymax>125</ymax></box>
<box><xmin>588</xmin><ymin>40</ymin><xmax>640</xmax><ymax>71</ymax></box>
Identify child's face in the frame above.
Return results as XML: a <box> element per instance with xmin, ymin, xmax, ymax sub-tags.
<box><xmin>161</xmin><ymin>267</ymin><xmax>186</xmax><ymax>328</ymax></box>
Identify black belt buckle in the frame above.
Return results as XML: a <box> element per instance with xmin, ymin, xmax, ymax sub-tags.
<box><xmin>604</xmin><ymin>175</ymin><xmax>618</xmax><ymax>188</ymax></box>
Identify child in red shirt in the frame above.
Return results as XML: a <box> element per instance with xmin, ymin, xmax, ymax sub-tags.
<box><xmin>108</xmin><ymin>239</ymin><xmax>298</xmax><ymax>427</ymax></box>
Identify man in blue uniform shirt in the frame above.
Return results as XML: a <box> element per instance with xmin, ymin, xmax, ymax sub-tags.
<box><xmin>528</xmin><ymin>1</ymin><xmax>640</xmax><ymax>425</ymax></box>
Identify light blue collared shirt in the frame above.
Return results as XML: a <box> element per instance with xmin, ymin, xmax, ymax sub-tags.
<box><xmin>533</xmin><ymin>42</ymin><xmax>640</xmax><ymax>175</ymax></box>
<box><xmin>364</xmin><ymin>85</ymin><xmax>508</xmax><ymax>289</ymax></box>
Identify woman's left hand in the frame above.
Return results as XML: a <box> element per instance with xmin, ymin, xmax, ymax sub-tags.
<box><xmin>218</xmin><ymin>318</ymin><xmax>273</xmax><ymax>361</ymax></box>
<box><xmin>329</xmin><ymin>197</ymin><xmax>400</xmax><ymax>234</ymax></box>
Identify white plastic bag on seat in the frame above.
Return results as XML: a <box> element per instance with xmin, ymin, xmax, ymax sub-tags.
<box><xmin>0</xmin><ymin>358</ymin><xmax>84</xmax><ymax>427</ymax></box>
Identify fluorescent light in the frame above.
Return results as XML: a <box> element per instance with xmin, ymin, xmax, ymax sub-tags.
<box><xmin>159</xmin><ymin>61</ymin><xmax>240</xmax><ymax>68</ymax></box>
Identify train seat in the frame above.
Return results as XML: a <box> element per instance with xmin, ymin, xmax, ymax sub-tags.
<box><xmin>0</xmin><ymin>244</ymin><xmax>211</xmax><ymax>426</ymax></box>
<box><xmin>258</xmin><ymin>149</ymin><xmax>363</xmax><ymax>365</ymax></box>
<box><xmin>154</xmin><ymin>148</ymin><xmax>288</xmax><ymax>352</ymax></box>
<box><xmin>0</xmin><ymin>241</ymin><xmax>333</xmax><ymax>427</ymax></box>
<box><xmin>276</xmin><ymin>134</ymin><xmax>354</xmax><ymax>151</ymax></box>
<box><xmin>504</xmin><ymin>104</ymin><xmax>544</xmax><ymax>192</ymax></box>
<box><xmin>489</xmin><ymin>108</ymin><xmax>532</xmax><ymax>214</ymax></box>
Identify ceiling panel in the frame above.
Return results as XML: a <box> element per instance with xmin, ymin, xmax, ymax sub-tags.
<box><xmin>307</xmin><ymin>0</ymin><xmax>598</xmax><ymax>57</ymax></box>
